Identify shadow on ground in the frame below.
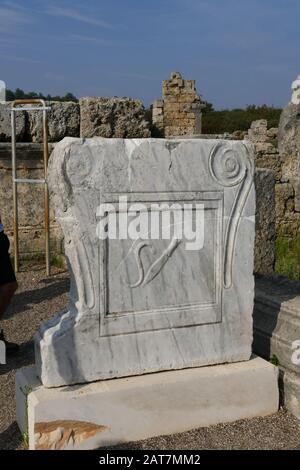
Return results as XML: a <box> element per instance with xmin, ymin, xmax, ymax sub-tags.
<box><xmin>5</xmin><ymin>274</ymin><xmax>69</xmax><ymax>318</ymax></box>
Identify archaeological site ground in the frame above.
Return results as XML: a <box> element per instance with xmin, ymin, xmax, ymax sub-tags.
<box><xmin>0</xmin><ymin>1</ymin><xmax>300</xmax><ymax>461</ymax></box>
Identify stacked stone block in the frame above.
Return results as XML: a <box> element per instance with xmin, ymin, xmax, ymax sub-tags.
<box><xmin>246</xmin><ymin>119</ymin><xmax>300</xmax><ymax>238</ymax></box>
<box><xmin>0</xmin><ymin>98</ymin><xmax>151</xmax><ymax>142</ymax></box>
<box><xmin>152</xmin><ymin>72</ymin><xmax>204</xmax><ymax>137</ymax></box>
<box><xmin>79</xmin><ymin>97</ymin><xmax>151</xmax><ymax>138</ymax></box>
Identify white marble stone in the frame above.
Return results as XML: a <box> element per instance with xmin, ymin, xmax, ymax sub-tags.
<box><xmin>35</xmin><ymin>138</ymin><xmax>255</xmax><ymax>387</ymax></box>
<box><xmin>0</xmin><ymin>80</ymin><xmax>5</xmax><ymax>104</ymax></box>
<box><xmin>291</xmin><ymin>75</ymin><xmax>300</xmax><ymax>105</ymax></box>
<box><xmin>16</xmin><ymin>358</ymin><xmax>279</xmax><ymax>450</ymax></box>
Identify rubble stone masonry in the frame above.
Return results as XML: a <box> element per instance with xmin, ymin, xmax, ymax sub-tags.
<box><xmin>152</xmin><ymin>72</ymin><xmax>205</xmax><ymax>137</ymax></box>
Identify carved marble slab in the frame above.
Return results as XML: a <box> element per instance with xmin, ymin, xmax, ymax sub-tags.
<box><xmin>35</xmin><ymin>138</ymin><xmax>255</xmax><ymax>387</ymax></box>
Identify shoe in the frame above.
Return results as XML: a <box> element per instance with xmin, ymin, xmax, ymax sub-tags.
<box><xmin>0</xmin><ymin>329</ymin><xmax>19</xmax><ymax>354</ymax></box>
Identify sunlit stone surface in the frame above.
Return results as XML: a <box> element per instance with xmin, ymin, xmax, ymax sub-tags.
<box><xmin>35</xmin><ymin>137</ymin><xmax>255</xmax><ymax>387</ymax></box>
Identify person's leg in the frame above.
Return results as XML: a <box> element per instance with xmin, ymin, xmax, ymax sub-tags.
<box><xmin>0</xmin><ymin>281</ymin><xmax>19</xmax><ymax>353</ymax></box>
<box><xmin>0</xmin><ymin>281</ymin><xmax>18</xmax><ymax>319</ymax></box>
<box><xmin>0</xmin><ymin>232</ymin><xmax>19</xmax><ymax>353</ymax></box>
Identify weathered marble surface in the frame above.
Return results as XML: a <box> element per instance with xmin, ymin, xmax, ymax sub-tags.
<box><xmin>35</xmin><ymin>138</ymin><xmax>255</xmax><ymax>387</ymax></box>
<box><xmin>16</xmin><ymin>358</ymin><xmax>278</xmax><ymax>449</ymax></box>
<box><xmin>253</xmin><ymin>275</ymin><xmax>300</xmax><ymax>419</ymax></box>
<box><xmin>253</xmin><ymin>275</ymin><xmax>300</xmax><ymax>375</ymax></box>
<box><xmin>291</xmin><ymin>75</ymin><xmax>300</xmax><ymax>105</ymax></box>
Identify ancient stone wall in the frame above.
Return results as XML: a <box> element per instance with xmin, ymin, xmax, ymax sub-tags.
<box><xmin>0</xmin><ymin>143</ymin><xmax>63</xmax><ymax>257</ymax></box>
<box><xmin>80</xmin><ymin>97</ymin><xmax>151</xmax><ymax>138</ymax></box>
<box><xmin>278</xmin><ymin>103</ymin><xmax>300</xmax><ymax>234</ymax></box>
<box><xmin>0</xmin><ymin>97</ymin><xmax>150</xmax><ymax>142</ymax></box>
<box><xmin>254</xmin><ymin>169</ymin><xmax>276</xmax><ymax>275</ymax></box>
<box><xmin>0</xmin><ymin>140</ymin><xmax>275</xmax><ymax>278</ymax></box>
<box><xmin>152</xmin><ymin>72</ymin><xmax>204</xmax><ymax>137</ymax></box>
<box><xmin>246</xmin><ymin>118</ymin><xmax>300</xmax><ymax>238</ymax></box>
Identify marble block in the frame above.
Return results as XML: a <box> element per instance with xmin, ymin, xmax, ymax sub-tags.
<box><xmin>16</xmin><ymin>358</ymin><xmax>279</xmax><ymax>450</ymax></box>
<box><xmin>35</xmin><ymin>138</ymin><xmax>255</xmax><ymax>387</ymax></box>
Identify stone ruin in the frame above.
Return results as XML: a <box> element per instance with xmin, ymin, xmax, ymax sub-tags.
<box><xmin>152</xmin><ymin>71</ymin><xmax>205</xmax><ymax>137</ymax></box>
<box><xmin>0</xmin><ymin>97</ymin><xmax>151</xmax><ymax>142</ymax></box>
<box><xmin>291</xmin><ymin>75</ymin><xmax>300</xmax><ymax>105</ymax></box>
<box><xmin>16</xmin><ymin>137</ymin><xmax>278</xmax><ymax>449</ymax></box>
<box><xmin>11</xmin><ymin>73</ymin><xmax>300</xmax><ymax>450</ymax></box>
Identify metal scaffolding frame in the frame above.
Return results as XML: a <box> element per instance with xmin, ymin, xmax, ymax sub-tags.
<box><xmin>11</xmin><ymin>99</ymin><xmax>51</xmax><ymax>276</ymax></box>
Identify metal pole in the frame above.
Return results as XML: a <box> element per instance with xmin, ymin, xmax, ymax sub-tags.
<box><xmin>11</xmin><ymin>109</ymin><xmax>19</xmax><ymax>272</ymax></box>
<box><xmin>43</xmin><ymin>107</ymin><xmax>50</xmax><ymax>276</ymax></box>
<box><xmin>11</xmin><ymin>99</ymin><xmax>51</xmax><ymax>276</ymax></box>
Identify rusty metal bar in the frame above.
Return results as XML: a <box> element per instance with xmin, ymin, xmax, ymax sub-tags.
<box><xmin>14</xmin><ymin>178</ymin><xmax>46</xmax><ymax>184</ymax></box>
<box><xmin>43</xmin><ymin>106</ymin><xmax>50</xmax><ymax>276</ymax></box>
<box><xmin>12</xmin><ymin>106</ymin><xmax>51</xmax><ymax>112</ymax></box>
<box><xmin>11</xmin><ymin>108</ymin><xmax>18</xmax><ymax>273</ymax></box>
<box><xmin>11</xmin><ymin>99</ymin><xmax>51</xmax><ymax>276</ymax></box>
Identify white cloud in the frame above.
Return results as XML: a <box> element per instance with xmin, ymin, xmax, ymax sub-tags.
<box><xmin>67</xmin><ymin>34</ymin><xmax>119</xmax><ymax>46</ymax></box>
<box><xmin>0</xmin><ymin>52</ymin><xmax>40</xmax><ymax>64</ymax></box>
<box><xmin>46</xmin><ymin>6</ymin><xmax>113</xmax><ymax>29</ymax></box>
<box><xmin>0</xmin><ymin>6</ymin><xmax>32</xmax><ymax>33</ymax></box>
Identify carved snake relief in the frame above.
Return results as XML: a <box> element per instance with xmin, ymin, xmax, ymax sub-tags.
<box><xmin>130</xmin><ymin>236</ymin><xmax>181</xmax><ymax>288</ymax></box>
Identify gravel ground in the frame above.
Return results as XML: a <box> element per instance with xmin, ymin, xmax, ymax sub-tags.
<box><xmin>0</xmin><ymin>263</ymin><xmax>70</xmax><ymax>450</ymax></box>
<box><xmin>0</xmin><ymin>264</ymin><xmax>300</xmax><ymax>450</ymax></box>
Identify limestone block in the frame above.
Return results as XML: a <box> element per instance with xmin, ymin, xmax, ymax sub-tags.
<box><xmin>165</xmin><ymin>126</ymin><xmax>195</xmax><ymax>137</ymax></box>
<box><xmin>153</xmin><ymin>116</ymin><xmax>163</xmax><ymax>126</ymax></box>
<box><xmin>16</xmin><ymin>357</ymin><xmax>278</xmax><ymax>449</ymax></box>
<box><xmin>0</xmin><ymin>103</ymin><xmax>26</xmax><ymax>142</ymax></box>
<box><xmin>254</xmin><ymin>169</ymin><xmax>275</xmax><ymax>275</ymax></box>
<box><xmin>80</xmin><ymin>97</ymin><xmax>151</xmax><ymax>138</ymax></box>
<box><xmin>278</xmin><ymin>103</ymin><xmax>300</xmax><ymax>159</ymax></box>
<box><xmin>153</xmin><ymin>100</ymin><xmax>163</xmax><ymax>108</ymax></box>
<box><xmin>176</xmin><ymin>94</ymin><xmax>197</xmax><ymax>103</ymax></box>
<box><xmin>0</xmin><ymin>143</ymin><xmax>56</xmax><ymax>228</ymax></box>
<box><xmin>29</xmin><ymin>101</ymin><xmax>80</xmax><ymax>142</ymax></box>
<box><xmin>162</xmin><ymin>95</ymin><xmax>177</xmax><ymax>103</ymax></box>
<box><xmin>267</xmin><ymin>128</ymin><xmax>278</xmax><ymax>139</ymax></box>
<box><xmin>168</xmin><ymin>87</ymin><xmax>180</xmax><ymax>95</ymax></box>
<box><xmin>35</xmin><ymin>138</ymin><xmax>255</xmax><ymax>387</ymax></box>
<box><xmin>185</xmin><ymin>80</ymin><xmax>195</xmax><ymax>90</ymax></box>
<box><xmin>170</xmin><ymin>71</ymin><xmax>182</xmax><ymax>80</ymax></box>
<box><xmin>292</xmin><ymin>178</ymin><xmax>300</xmax><ymax>212</ymax></box>
<box><xmin>163</xmin><ymin>102</ymin><xmax>181</xmax><ymax>112</ymax></box>
<box><xmin>255</xmin><ymin>142</ymin><xmax>276</xmax><ymax>153</ymax></box>
<box><xmin>248</xmin><ymin>120</ymin><xmax>268</xmax><ymax>143</ymax></box>
<box><xmin>255</xmin><ymin>151</ymin><xmax>282</xmax><ymax>181</ymax></box>
<box><xmin>152</xmin><ymin>111</ymin><xmax>163</xmax><ymax>118</ymax></box>
<box><xmin>282</xmin><ymin>370</ymin><xmax>300</xmax><ymax>419</ymax></box>
<box><xmin>275</xmin><ymin>183</ymin><xmax>294</xmax><ymax>222</ymax></box>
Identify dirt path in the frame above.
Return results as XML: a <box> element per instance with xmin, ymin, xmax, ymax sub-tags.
<box><xmin>0</xmin><ymin>265</ymin><xmax>300</xmax><ymax>450</ymax></box>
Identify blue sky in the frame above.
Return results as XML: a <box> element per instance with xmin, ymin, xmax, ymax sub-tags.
<box><xmin>0</xmin><ymin>0</ymin><xmax>299</xmax><ymax>109</ymax></box>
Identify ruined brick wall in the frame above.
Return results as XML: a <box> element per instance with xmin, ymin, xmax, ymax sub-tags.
<box><xmin>152</xmin><ymin>72</ymin><xmax>204</xmax><ymax>137</ymax></box>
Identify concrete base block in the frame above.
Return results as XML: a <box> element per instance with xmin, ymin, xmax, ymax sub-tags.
<box><xmin>16</xmin><ymin>357</ymin><xmax>279</xmax><ymax>450</ymax></box>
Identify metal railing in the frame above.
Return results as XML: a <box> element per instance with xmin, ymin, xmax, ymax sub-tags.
<box><xmin>11</xmin><ymin>99</ymin><xmax>51</xmax><ymax>276</ymax></box>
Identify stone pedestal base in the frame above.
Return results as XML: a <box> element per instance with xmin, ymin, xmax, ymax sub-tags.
<box><xmin>16</xmin><ymin>357</ymin><xmax>279</xmax><ymax>450</ymax></box>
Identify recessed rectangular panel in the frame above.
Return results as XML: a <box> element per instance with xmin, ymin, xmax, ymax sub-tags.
<box><xmin>100</xmin><ymin>192</ymin><xmax>223</xmax><ymax>336</ymax></box>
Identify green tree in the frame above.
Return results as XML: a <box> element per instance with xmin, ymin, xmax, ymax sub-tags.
<box><xmin>4</xmin><ymin>88</ymin><xmax>78</xmax><ymax>102</ymax></box>
<box><xmin>202</xmin><ymin>105</ymin><xmax>282</xmax><ymax>133</ymax></box>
